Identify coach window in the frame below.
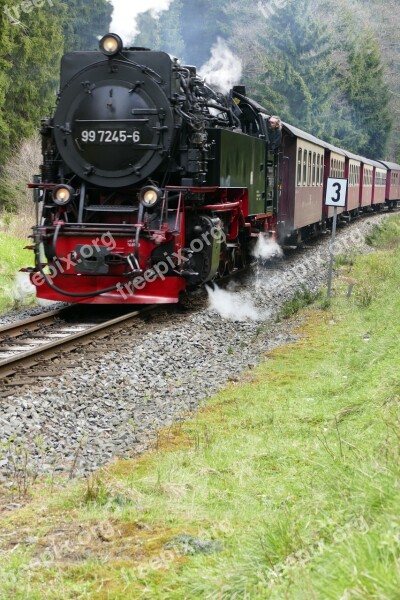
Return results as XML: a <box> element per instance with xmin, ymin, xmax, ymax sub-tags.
<box><xmin>312</xmin><ymin>153</ymin><xmax>316</xmax><ymax>186</ymax></box>
<box><xmin>303</xmin><ymin>151</ymin><xmax>307</xmax><ymax>185</ymax></box>
<box><xmin>297</xmin><ymin>148</ymin><xmax>302</xmax><ymax>185</ymax></box>
<box><xmin>308</xmin><ymin>152</ymin><xmax>312</xmax><ymax>186</ymax></box>
<box><xmin>320</xmin><ymin>154</ymin><xmax>324</xmax><ymax>185</ymax></box>
<box><xmin>316</xmin><ymin>155</ymin><xmax>320</xmax><ymax>186</ymax></box>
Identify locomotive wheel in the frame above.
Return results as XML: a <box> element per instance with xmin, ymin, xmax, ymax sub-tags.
<box><xmin>237</xmin><ymin>245</ymin><xmax>247</xmax><ymax>269</ymax></box>
<box><xmin>227</xmin><ymin>248</ymin><xmax>236</xmax><ymax>274</ymax></box>
<box><xmin>218</xmin><ymin>260</ymin><xmax>227</xmax><ymax>278</ymax></box>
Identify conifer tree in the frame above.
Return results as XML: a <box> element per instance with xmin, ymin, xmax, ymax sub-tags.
<box><xmin>241</xmin><ymin>0</ymin><xmax>333</xmax><ymax>137</ymax></box>
<box><xmin>0</xmin><ymin>2</ymin><xmax>63</xmax><ymax>164</ymax></box>
<box><xmin>61</xmin><ymin>0</ymin><xmax>113</xmax><ymax>51</ymax></box>
<box><xmin>340</xmin><ymin>31</ymin><xmax>392</xmax><ymax>157</ymax></box>
<box><xmin>134</xmin><ymin>11</ymin><xmax>162</xmax><ymax>51</ymax></box>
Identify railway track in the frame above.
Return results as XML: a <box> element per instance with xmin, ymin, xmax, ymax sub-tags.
<box><xmin>0</xmin><ymin>306</ymin><xmax>154</xmax><ymax>383</ymax></box>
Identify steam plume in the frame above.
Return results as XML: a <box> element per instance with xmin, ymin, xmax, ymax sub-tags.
<box><xmin>199</xmin><ymin>38</ymin><xmax>243</xmax><ymax>93</ymax></box>
<box><xmin>252</xmin><ymin>235</ymin><xmax>283</xmax><ymax>260</ymax></box>
<box><xmin>206</xmin><ymin>284</ymin><xmax>261</xmax><ymax>321</ymax></box>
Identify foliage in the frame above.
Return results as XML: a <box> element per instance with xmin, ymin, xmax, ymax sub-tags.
<box><xmin>61</xmin><ymin>0</ymin><xmax>113</xmax><ymax>51</ymax></box>
<box><xmin>134</xmin><ymin>0</ymin><xmax>394</xmax><ymax>159</ymax></box>
<box><xmin>365</xmin><ymin>214</ymin><xmax>400</xmax><ymax>248</ymax></box>
<box><xmin>0</xmin><ymin>134</ymin><xmax>40</xmax><ymax>221</ymax></box>
<box><xmin>278</xmin><ymin>286</ymin><xmax>320</xmax><ymax>319</ymax></box>
<box><xmin>339</xmin><ymin>32</ymin><xmax>392</xmax><ymax>157</ymax></box>
<box><xmin>135</xmin><ymin>1</ymin><xmax>185</xmax><ymax>58</ymax></box>
<box><xmin>135</xmin><ymin>0</ymin><xmax>233</xmax><ymax>66</ymax></box>
<box><xmin>0</xmin><ymin>233</ymin><xmax>35</xmax><ymax>313</ymax></box>
<box><xmin>251</xmin><ymin>0</ymin><xmax>334</xmax><ymax>138</ymax></box>
<box><xmin>0</xmin><ymin>0</ymin><xmax>112</xmax><ymax>166</ymax></box>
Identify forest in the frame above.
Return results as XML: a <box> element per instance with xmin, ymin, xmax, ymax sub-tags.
<box><xmin>0</xmin><ymin>0</ymin><xmax>398</xmax><ymax>214</ymax></box>
<box><xmin>134</xmin><ymin>0</ymin><xmax>399</xmax><ymax>162</ymax></box>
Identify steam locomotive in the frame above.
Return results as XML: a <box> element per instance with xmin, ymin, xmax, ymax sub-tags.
<box><xmin>27</xmin><ymin>33</ymin><xmax>400</xmax><ymax>304</ymax></box>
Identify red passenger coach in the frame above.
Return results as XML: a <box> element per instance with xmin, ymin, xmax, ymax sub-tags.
<box><xmin>379</xmin><ymin>161</ymin><xmax>400</xmax><ymax>209</ymax></box>
<box><xmin>344</xmin><ymin>152</ymin><xmax>362</xmax><ymax>214</ymax></box>
<box><xmin>323</xmin><ymin>143</ymin><xmax>346</xmax><ymax>220</ymax></box>
<box><xmin>372</xmin><ymin>162</ymin><xmax>387</xmax><ymax>207</ymax></box>
<box><xmin>360</xmin><ymin>160</ymin><xmax>374</xmax><ymax>209</ymax></box>
<box><xmin>280</xmin><ymin>124</ymin><xmax>326</xmax><ymax>241</ymax></box>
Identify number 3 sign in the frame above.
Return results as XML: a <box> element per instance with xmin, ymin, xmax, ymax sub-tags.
<box><xmin>325</xmin><ymin>177</ymin><xmax>348</xmax><ymax>207</ymax></box>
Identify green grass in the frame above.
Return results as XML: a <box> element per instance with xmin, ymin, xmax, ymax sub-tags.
<box><xmin>365</xmin><ymin>213</ymin><xmax>400</xmax><ymax>248</ymax></box>
<box><xmin>0</xmin><ymin>217</ymin><xmax>399</xmax><ymax>598</ymax></box>
<box><xmin>0</xmin><ymin>231</ymin><xmax>35</xmax><ymax>313</ymax></box>
<box><xmin>278</xmin><ymin>285</ymin><xmax>321</xmax><ymax>319</ymax></box>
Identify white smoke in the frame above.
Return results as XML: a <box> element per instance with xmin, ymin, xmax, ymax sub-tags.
<box><xmin>14</xmin><ymin>272</ymin><xmax>36</xmax><ymax>301</ymax></box>
<box><xmin>110</xmin><ymin>0</ymin><xmax>172</xmax><ymax>45</ymax></box>
<box><xmin>206</xmin><ymin>284</ymin><xmax>262</xmax><ymax>321</ymax></box>
<box><xmin>199</xmin><ymin>38</ymin><xmax>243</xmax><ymax>94</ymax></box>
<box><xmin>252</xmin><ymin>235</ymin><xmax>283</xmax><ymax>260</ymax></box>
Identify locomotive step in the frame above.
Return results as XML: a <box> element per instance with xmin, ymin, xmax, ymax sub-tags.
<box><xmin>85</xmin><ymin>205</ymin><xmax>139</xmax><ymax>212</ymax></box>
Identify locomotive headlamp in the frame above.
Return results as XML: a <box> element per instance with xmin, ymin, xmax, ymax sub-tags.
<box><xmin>99</xmin><ymin>33</ymin><xmax>123</xmax><ymax>56</ymax></box>
<box><xmin>139</xmin><ymin>186</ymin><xmax>162</xmax><ymax>208</ymax></box>
<box><xmin>52</xmin><ymin>185</ymin><xmax>74</xmax><ymax>206</ymax></box>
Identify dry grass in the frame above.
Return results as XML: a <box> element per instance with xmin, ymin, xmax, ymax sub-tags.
<box><xmin>0</xmin><ymin>133</ymin><xmax>40</xmax><ymax>238</ymax></box>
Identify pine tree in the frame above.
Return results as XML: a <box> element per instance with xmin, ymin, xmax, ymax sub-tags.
<box><xmin>60</xmin><ymin>0</ymin><xmax>113</xmax><ymax>51</ymax></box>
<box><xmin>134</xmin><ymin>11</ymin><xmax>162</xmax><ymax>51</ymax></box>
<box><xmin>340</xmin><ymin>32</ymin><xmax>392</xmax><ymax>158</ymax></box>
<box><xmin>134</xmin><ymin>0</ymin><xmax>233</xmax><ymax>66</ymax></box>
<box><xmin>0</xmin><ymin>2</ymin><xmax>64</xmax><ymax>165</ymax></box>
<box><xmin>242</xmin><ymin>0</ymin><xmax>334</xmax><ymax>136</ymax></box>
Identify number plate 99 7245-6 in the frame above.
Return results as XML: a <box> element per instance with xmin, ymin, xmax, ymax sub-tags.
<box><xmin>79</xmin><ymin>129</ymin><xmax>141</xmax><ymax>144</ymax></box>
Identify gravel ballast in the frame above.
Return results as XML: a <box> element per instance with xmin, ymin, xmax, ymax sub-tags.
<box><xmin>0</xmin><ymin>215</ymin><xmax>388</xmax><ymax>481</ymax></box>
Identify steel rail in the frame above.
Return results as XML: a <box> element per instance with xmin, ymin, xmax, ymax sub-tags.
<box><xmin>0</xmin><ymin>307</ymin><xmax>154</xmax><ymax>379</ymax></box>
<box><xmin>0</xmin><ymin>308</ymin><xmax>68</xmax><ymax>339</ymax></box>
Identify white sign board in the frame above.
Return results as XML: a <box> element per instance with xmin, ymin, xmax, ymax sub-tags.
<box><xmin>325</xmin><ymin>177</ymin><xmax>348</xmax><ymax>207</ymax></box>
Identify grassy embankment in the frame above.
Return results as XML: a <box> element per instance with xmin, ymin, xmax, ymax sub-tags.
<box><xmin>0</xmin><ymin>216</ymin><xmax>400</xmax><ymax>598</ymax></box>
<box><xmin>0</xmin><ymin>232</ymin><xmax>35</xmax><ymax>314</ymax></box>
